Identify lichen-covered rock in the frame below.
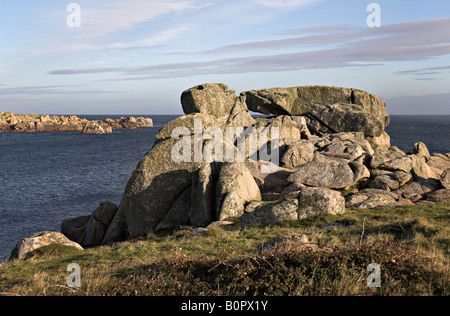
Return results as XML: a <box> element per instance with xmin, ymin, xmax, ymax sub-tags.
<box><xmin>427</xmin><ymin>154</ymin><xmax>450</xmax><ymax>176</ymax></box>
<box><xmin>189</xmin><ymin>162</ymin><xmax>220</xmax><ymax>227</ymax></box>
<box><xmin>82</xmin><ymin>121</ymin><xmax>112</xmax><ymax>135</ymax></box>
<box><xmin>287</xmin><ymin>160</ymin><xmax>356</xmax><ymax>189</ymax></box>
<box><xmin>414</xmin><ymin>142</ymin><xmax>431</xmax><ymax>160</ymax></box>
<box><xmin>370</xmin><ymin>150</ymin><xmax>406</xmax><ymax>169</ymax></box>
<box><xmin>226</xmin><ymin>95</ymin><xmax>256</xmax><ymax>127</ymax></box>
<box><xmin>320</xmin><ymin>140</ymin><xmax>366</xmax><ymax>161</ymax></box>
<box><xmin>345</xmin><ymin>189</ymin><xmax>398</xmax><ymax>209</ymax></box>
<box><xmin>441</xmin><ymin>169</ymin><xmax>450</xmax><ymax>189</ymax></box>
<box><xmin>368</xmin><ymin>174</ymin><xmax>401</xmax><ymax>191</ymax></box>
<box><xmin>392</xmin><ymin>179</ymin><xmax>441</xmax><ymax>203</ymax></box>
<box><xmin>241</xmin><ymin>187</ymin><xmax>345</xmax><ymax>228</ymax></box>
<box><xmin>154</xmin><ymin>113</ymin><xmax>222</xmax><ymax>145</ymax></box>
<box><xmin>61</xmin><ymin>202</ymin><xmax>118</xmax><ymax>247</ymax></box>
<box><xmin>297</xmin><ymin>187</ymin><xmax>345</xmax><ymax>219</ymax></box>
<box><xmin>242</xmin><ymin>85</ymin><xmax>389</xmax><ymax>127</ymax></box>
<box><xmin>411</xmin><ymin>156</ymin><xmax>440</xmax><ymax>180</ymax></box>
<box><xmin>378</xmin><ymin>156</ymin><xmax>415</xmax><ymax>173</ymax></box>
<box><xmin>245</xmin><ymin>161</ymin><xmax>294</xmax><ymax>193</ymax></box>
<box><xmin>253</xmin><ymin>115</ymin><xmax>301</xmax><ymax>144</ymax></box>
<box><xmin>119</xmin><ymin>137</ymin><xmax>202</xmax><ymax>237</ymax></box>
<box><xmin>306</xmin><ymin>103</ymin><xmax>385</xmax><ymax>137</ymax></box>
<box><xmin>280</xmin><ymin>140</ymin><xmax>315</xmax><ymax>168</ymax></box>
<box><xmin>426</xmin><ymin>189</ymin><xmax>450</xmax><ymax>202</ymax></box>
<box><xmin>215</xmin><ymin>162</ymin><xmax>261</xmax><ymax>220</ymax></box>
<box><xmin>241</xmin><ymin>196</ymin><xmax>299</xmax><ymax>228</ymax></box>
<box><xmin>366</xmin><ymin>131</ymin><xmax>391</xmax><ymax>151</ymax></box>
<box><xmin>181</xmin><ymin>83</ymin><xmax>237</xmax><ymax>118</ymax></box>
<box><xmin>9</xmin><ymin>232</ymin><xmax>83</xmax><ymax>261</ymax></box>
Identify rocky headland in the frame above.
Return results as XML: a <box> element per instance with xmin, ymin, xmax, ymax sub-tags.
<box><xmin>0</xmin><ymin>112</ymin><xmax>153</xmax><ymax>134</ymax></box>
<box><xmin>8</xmin><ymin>83</ymin><xmax>450</xmax><ymax>261</ymax></box>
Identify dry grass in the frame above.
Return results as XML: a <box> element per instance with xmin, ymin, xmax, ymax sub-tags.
<box><xmin>0</xmin><ymin>202</ymin><xmax>448</xmax><ymax>296</ymax></box>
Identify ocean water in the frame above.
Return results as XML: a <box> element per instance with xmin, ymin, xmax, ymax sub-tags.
<box><xmin>0</xmin><ymin>115</ymin><xmax>449</xmax><ymax>262</ymax></box>
<box><xmin>386</xmin><ymin>116</ymin><xmax>450</xmax><ymax>154</ymax></box>
<box><xmin>0</xmin><ymin>115</ymin><xmax>177</xmax><ymax>262</ymax></box>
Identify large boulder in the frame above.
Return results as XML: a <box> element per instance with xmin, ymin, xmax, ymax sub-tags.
<box><xmin>319</xmin><ymin>139</ymin><xmax>366</xmax><ymax>161</ymax></box>
<box><xmin>118</xmin><ymin>116</ymin><xmax>154</xmax><ymax>129</ymax></box>
<box><xmin>305</xmin><ymin>103</ymin><xmax>385</xmax><ymax>137</ymax></box>
<box><xmin>366</xmin><ymin>131</ymin><xmax>391</xmax><ymax>151</ymax></box>
<box><xmin>253</xmin><ymin>115</ymin><xmax>301</xmax><ymax>143</ymax></box>
<box><xmin>154</xmin><ymin>113</ymin><xmax>222</xmax><ymax>146</ymax></box>
<box><xmin>181</xmin><ymin>83</ymin><xmax>237</xmax><ymax>118</ymax></box>
<box><xmin>297</xmin><ymin>187</ymin><xmax>345</xmax><ymax>220</ymax></box>
<box><xmin>9</xmin><ymin>232</ymin><xmax>83</xmax><ymax>261</ymax></box>
<box><xmin>61</xmin><ymin>202</ymin><xmax>119</xmax><ymax>247</ymax></box>
<box><xmin>119</xmin><ymin>137</ymin><xmax>202</xmax><ymax>237</ymax></box>
<box><xmin>392</xmin><ymin>178</ymin><xmax>441</xmax><ymax>203</ymax></box>
<box><xmin>76</xmin><ymin>83</ymin><xmax>450</xmax><ymax>245</ymax></box>
<box><xmin>242</xmin><ymin>85</ymin><xmax>389</xmax><ymax>127</ymax></box>
<box><xmin>441</xmin><ymin>169</ymin><xmax>450</xmax><ymax>189</ymax></box>
<box><xmin>103</xmin><ymin>94</ymin><xmax>260</xmax><ymax>239</ymax></box>
<box><xmin>378</xmin><ymin>156</ymin><xmax>415</xmax><ymax>173</ymax></box>
<box><xmin>426</xmin><ymin>189</ymin><xmax>450</xmax><ymax>203</ymax></box>
<box><xmin>368</xmin><ymin>171</ymin><xmax>412</xmax><ymax>191</ymax></box>
<box><xmin>189</xmin><ymin>162</ymin><xmax>220</xmax><ymax>227</ymax></box>
<box><xmin>241</xmin><ymin>196</ymin><xmax>299</xmax><ymax>228</ymax></box>
<box><xmin>413</xmin><ymin>142</ymin><xmax>431</xmax><ymax>160</ymax></box>
<box><xmin>241</xmin><ymin>187</ymin><xmax>345</xmax><ymax>228</ymax></box>
<box><xmin>370</xmin><ymin>149</ymin><xmax>406</xmax><ymax>169</ymax></box>
<box><xmin>215</xmin><ymin>162</ymin><xmax>261</xmax><ymax>220</ymax></box>
<box><xmin>226</xmin><ymin>95</ymin><xmax>256</xmax><ymax>128</ymax></box>
<box><xmin>287</xmin><ymin>160</ymin><xmax>365</xmax><ymax>189</ymax></box>
<box><xmin>245</xmin><ymin>161</ymin><xmax>294</xmax><ymax>194</ymax></box>
<box><xmin>345</xmin><ymin>189</ymin><xmax>398</xmax><ymax>209</ymax></box>
<box><xmin>280</xmin><ymin>140</ymin><xmax>315</xmax><ymax>168</ymax></box>
<box><xmin>82</xmin><ymin>121</ymin><xmax>112</xmax><ymax>135</ymax></box>
<box><xmin>427</xmin><ymin>154</ymin><xmax>450</xmax><ymax>176</ymax></box>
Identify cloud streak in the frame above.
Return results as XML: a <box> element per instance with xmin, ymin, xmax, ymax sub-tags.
<box><xmin>0</xmin><ymin>85</ymin><xmax>130</xmax><ymax>95</ymax></box>
<box><xmin>48</xmin><ymin>18</ymin><xmax>450</xmax><ymax>80</ymax></box>
<box><xmin>395</xmin><ymin>65</ymin><xmax>450</xmax><ymax>76</ymax></box>
<box><xmin>254</xmin><ymin>0</ymin><xmax>325</xmax><ymax>8</ymax></box>
<box><xmin>72</xmin><ymin>0</ymin><xmax>207</xmax><ymax>40</ymax></box>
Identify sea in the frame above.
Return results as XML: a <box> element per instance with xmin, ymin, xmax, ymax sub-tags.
<box><xmin>0</xmin><ymin>115</ymin><xmax>449</xmax><ymax>262</ymax></box>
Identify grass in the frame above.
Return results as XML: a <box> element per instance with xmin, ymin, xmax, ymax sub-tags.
<box><xmin>0</xmin><ymin>202</ymin><xmax>448</xmax><ymax>296</ymax></box>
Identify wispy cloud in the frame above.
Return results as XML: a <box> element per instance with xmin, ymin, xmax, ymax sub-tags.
<box><xmin>183</xmin><ymin>29</ymin><xmax>363</xmax><ymax>54</ymax></box>
<box><xmin>395</xmin><ymin>65</ymin><xmax>450</xmax><ymax>76</ymax></box>
<box><xmin>48</xmin><ymin>18</ymin><xmax>450</xmax><ymax>80</ymax></box>
<box><xmin>73</xmin><ymin>0</ymin><xmax>207</xmax><ymax>40</ymax></box>
<box><xmin>275</xmin><ymin>24</ymin><xmax>357</xmax><ymax>36</ymax></box>
<box><xmin>104</xmin><ymin>27</ymin><xmax>188</xmax><ymax>50</ymax></box>
<box><xmin>0</xmin><ymin>85</ymin><xmax>130</xmax><ymax>95</ymax></box>
<box><xmin>254</xmin><ymin>0</ymin><xmax>325</xmax><ymax>8</ymax></box>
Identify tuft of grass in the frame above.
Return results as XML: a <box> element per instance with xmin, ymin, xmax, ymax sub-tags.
<box><xmin>0</xmin><ymin>202</ymin><xmax>448</xmax><ymax>296</ymax></box>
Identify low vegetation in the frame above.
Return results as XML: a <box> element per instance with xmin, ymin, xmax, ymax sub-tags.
<box><xmin>0</xmin><ymin>202</ymin><xmax>448</xmax><ymax>296</ymax></box>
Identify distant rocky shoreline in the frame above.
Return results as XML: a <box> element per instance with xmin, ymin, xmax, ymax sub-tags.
<box><xmin>0</xmin><ymin>112</ymin><xmax>153</xmax><ymax>134</ymax></box>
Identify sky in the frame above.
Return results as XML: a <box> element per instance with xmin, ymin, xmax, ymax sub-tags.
<box><xmin>0</xmin><ymin>0</ymin><xmax>449</xmax><ymax>115</ymax></box>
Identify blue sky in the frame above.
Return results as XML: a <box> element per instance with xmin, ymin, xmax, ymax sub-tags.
<box><xmin>0</xmin><ymin>0</ymin><xmax>449</xmax><ymax>115</ymax></box>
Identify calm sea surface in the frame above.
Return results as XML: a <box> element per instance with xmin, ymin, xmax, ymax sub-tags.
<box><xmin>0</xmin><ymin>115</ymin><xmax>449</xmax><ymax>262</ymax></box>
